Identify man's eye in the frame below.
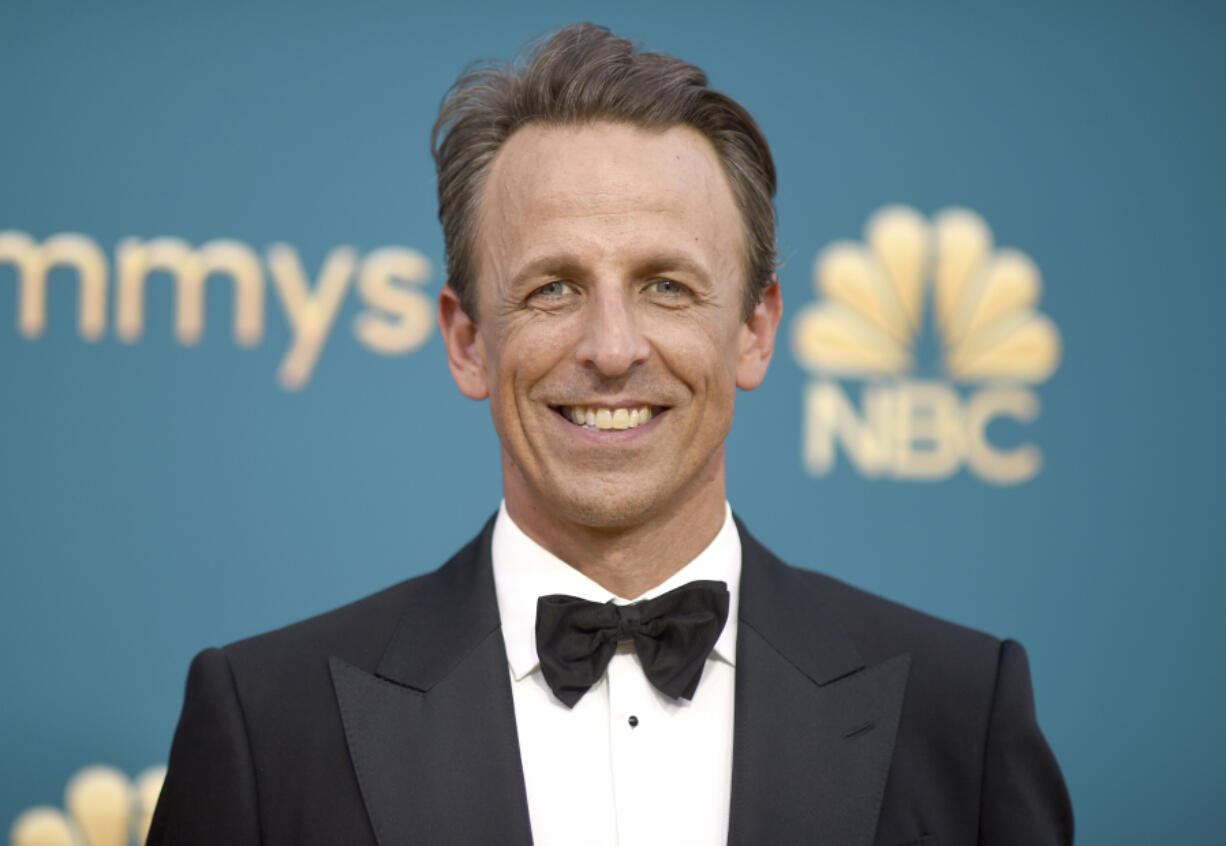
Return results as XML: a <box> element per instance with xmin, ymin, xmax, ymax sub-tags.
<box><xmin>650</xmin><ymin>279</ymin><xmax>688</xmax><ymax>295</ymax></box>
<box><xmin>532</xmin><ymin>281</ymin><xmax>571</xmax><ymax>298</ymax></box>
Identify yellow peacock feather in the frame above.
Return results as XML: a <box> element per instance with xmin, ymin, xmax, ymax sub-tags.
<box><xmin>792</xmin><ymin>205</ymin><xmax>1061</xmax><ymax>384</ymax></box>
<box><xmin>9</xmin><ymin>765</ymin><xmax>165</xmax><ymax>846</ymax></box>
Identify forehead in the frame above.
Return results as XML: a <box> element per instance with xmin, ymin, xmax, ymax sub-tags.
<box><xmin>475</xmin><ymin>121</ymin><xmax>744</xmax><ymax>281</ymax></box>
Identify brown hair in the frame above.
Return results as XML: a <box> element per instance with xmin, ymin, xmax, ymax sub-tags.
<box><xmin>431</xmin><ymin>23</ymin><xmax>777</xmax><ymax>319</ymax></box>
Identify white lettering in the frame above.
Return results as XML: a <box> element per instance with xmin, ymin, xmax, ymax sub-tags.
<box><xmin>266</xmin><ymin>243</ymin><xmax>357</xmax><ymax>391</ymax></box>
<box><xmin>965</xmin><ymin>387</ymin><xmax>1041</xmax><ymax>484</ymax></box>
<box><xmin>892</xmin><ymin>381</ymin><xmax>963</xmax><ymax>480</ymax></box>
<box><xmin>115</xmin><ymin>237</ymin><xmax>264</xmax><ymax>346</ymax></box>
<box><xmin>354</xmin><ymin>246</ymin><xmax>433</xmax><ymax>355</ymax></box>
<box><xmin>803</xmin><ymin>379</ymin><xmax>1045</xmax><ymax>484</ymax></box>
<box><xmin>3</xmin><ymin>230</ymin><xmax>435</xmax><ymax>390</ymax></box>
<box><xmin>804</xmin><ymin>380</ymin><xmax>891</xmax><ymax>477</ymax></box>
<box><xmin>0</xmin><ymin>231</ymin><xmax>108</xmax><ymax>340</ymax></box>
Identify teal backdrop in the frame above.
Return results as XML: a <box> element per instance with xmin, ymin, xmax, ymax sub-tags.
<box><xmin>3</xmin><ymin>1</ymin><xmax>1223</xmax><ymax>841</ymax></box>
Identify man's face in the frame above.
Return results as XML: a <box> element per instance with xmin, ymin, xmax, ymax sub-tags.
<box><xmin>440</xmin><ymin>121</ymin><xmax>780</xmax><ymax>535</ymax></box>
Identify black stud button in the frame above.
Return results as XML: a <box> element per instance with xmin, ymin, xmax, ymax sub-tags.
<box><xmin>628</xmin><ymin>715</ymin><xmax>639</xmax><ymax>728</ymax></box>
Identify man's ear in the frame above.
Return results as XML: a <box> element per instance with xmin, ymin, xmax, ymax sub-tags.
<box><xmin>736</xmin><ymin>275</ymin><xmax>783</xmax><ymax>391</ymax></box>
<box><xmin>438</xmin><ymin>285</ymin><xmax>490</xmax><ymax>400</ymax></box>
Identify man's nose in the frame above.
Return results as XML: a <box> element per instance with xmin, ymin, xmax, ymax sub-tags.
<box><xmin>574</xmin><ymin>287</ymin><xmax>650</xmax><ymax>376</ymax></box>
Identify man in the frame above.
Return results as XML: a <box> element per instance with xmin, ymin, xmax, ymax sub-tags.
<box><xmin>149</xmin><ymin>23</ymin><xmax>1073</xmax><ymax>846</ymax></box>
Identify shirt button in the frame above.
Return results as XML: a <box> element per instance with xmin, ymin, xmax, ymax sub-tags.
<box><xmin>627</xmin><ymin>715</ymin><xmax>639</xmax><ymax>728</ymax></box>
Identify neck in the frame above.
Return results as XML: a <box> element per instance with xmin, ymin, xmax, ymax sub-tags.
<box><xmin>504</xmin><ymin>469</ymin><xmax>727</xmax><ymax>599</ymax></box>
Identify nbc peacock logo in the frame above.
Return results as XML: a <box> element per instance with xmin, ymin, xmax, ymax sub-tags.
<box><xmin>9</xmin><ymin>765</ymin><xmax>165</xmax><ymax>846</ymax></box>
<box><xmin>791</xmin><ymin>205</ymin><xmax>1062</xmax><ymax>485</ymax></box>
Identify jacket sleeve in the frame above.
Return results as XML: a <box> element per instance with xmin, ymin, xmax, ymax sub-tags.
<box><xmin>977</xmin><ymin>639</ymin><xmax>1074</xmax><ymax>845</ymax></box>
<box><xmin>146</xmin><ymin>648</ymin><xmax>261</xmax><ymax>845</ymax></box>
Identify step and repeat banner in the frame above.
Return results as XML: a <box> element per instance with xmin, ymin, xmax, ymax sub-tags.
<box><xmin>2</xmin><ymin>2</ymin><xmax>1223</xmax><ymax>842</ymax></box>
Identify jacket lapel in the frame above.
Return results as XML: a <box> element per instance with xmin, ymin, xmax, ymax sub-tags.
<box><xmin>728</xmin><ymin>521</ymin><xmax>910</xmax><ymax>846</ymax></box>
<box><xmin>330</xmin><ymin>520</ymin><xmax>533</xmax><ymax>846</ymax></box>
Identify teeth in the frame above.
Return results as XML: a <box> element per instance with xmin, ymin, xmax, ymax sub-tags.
<box><xmin>562</xmin><ymin>405</ymin><xmax>655</xmax><ymax>431</ymax></box>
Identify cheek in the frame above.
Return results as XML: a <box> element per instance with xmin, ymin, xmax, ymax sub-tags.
<box><xmin>648</xmin><ymin>314</ymin><xmax>742</xmax><ymax>384</ymax></box>
<box><xmin>653</xmin><ymin>353</ymin><xmax>738</xmax><ymax>421</ymax></box>
<box><xmin>489</xmin><ymin>318</ymin><xmax>577</xmax><ymax>401</ymax></box>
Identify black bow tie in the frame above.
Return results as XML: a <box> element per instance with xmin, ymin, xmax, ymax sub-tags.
<box><xmin>534</xmin><ymin>580</ymin><xmax>730</xmax><ymax>709</ymax></box>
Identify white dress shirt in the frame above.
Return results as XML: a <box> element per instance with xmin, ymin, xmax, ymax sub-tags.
<box><xmin>491</xmin><ymin>501</ymin><xmax>741</xmax><ymax>846</ymax></box>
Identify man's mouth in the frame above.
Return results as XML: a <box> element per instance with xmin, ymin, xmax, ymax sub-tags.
<box><xmin>555</xmin><ymin>405</ymin><xmax>661</xmax><ymax>431</ymax></box>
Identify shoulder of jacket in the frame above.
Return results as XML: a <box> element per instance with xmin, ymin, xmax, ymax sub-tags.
<box><xmin>219</xmin><ymin>517</ymin><xmax>495</xmax><ymax>673</ymax></box>
<box><xmin>738</xmin><ymin>517</ymin><xmax>1003</xmax><ymax>674</ymax></box>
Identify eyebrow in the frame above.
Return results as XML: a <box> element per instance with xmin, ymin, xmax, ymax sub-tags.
<box><xmin>509</xmin><ymin>255</ymin><xmax>588</xmax><ymax>288</ymax></box>
<box><xmin>635</xmin><ymin>254</ymin><xmax>710</xmax><ymax>282</ymax></box>
<box><xmin>509</xmin><ymin>252</ymin><xmax>711</xmax><ymax>288</ymax></box>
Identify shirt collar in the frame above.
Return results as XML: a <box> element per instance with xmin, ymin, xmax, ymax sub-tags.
<box><xmin>491</xmin><ymin>501</ymin><xmax>741</xmax><ymax>682</ymax></box>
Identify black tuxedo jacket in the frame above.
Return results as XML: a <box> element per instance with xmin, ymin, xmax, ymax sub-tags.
<box><xmin>149</xmin><ymin>518</ymin><xmax>1072</xmax><ymax>845</ymax></box>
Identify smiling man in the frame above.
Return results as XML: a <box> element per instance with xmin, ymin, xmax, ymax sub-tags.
<box><xmin>439</xmin><ymin>119</ymin><xmax>776</xmax><ymax>599</ymax></box>
<box><xmin>150</xmin><ymin>23</ymin><xmax>1072</xmax><ymax>846</ymax></box>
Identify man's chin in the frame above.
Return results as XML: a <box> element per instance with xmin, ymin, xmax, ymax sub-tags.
<box><xmin>526</xmin><ymin>482</ymin><xmax>668</xmax><ymax>534</ymax></box>
<box><xmin>559</xmin><ymin>496</ymin><xmax>658</xmax><ymax>532</ymax></box>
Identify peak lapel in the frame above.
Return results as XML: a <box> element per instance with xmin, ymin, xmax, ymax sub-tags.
<box><xmin>728</xmin><ymin>522</ymin><xmax>911</xmax><ymax>846</ymax></box>
<box><xmin>330</xmin><ymin>521</ymin><xmax>533</xmax><ymax>846</ymax></box>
